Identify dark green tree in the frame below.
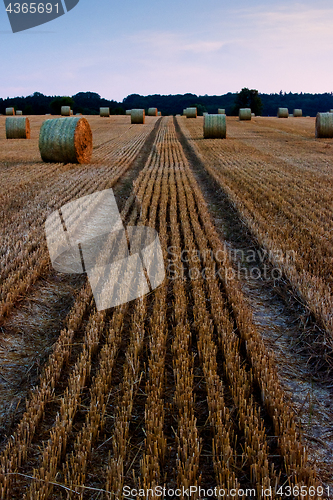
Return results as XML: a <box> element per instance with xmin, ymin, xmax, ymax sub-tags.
<box><xmin>233</xmin><ymin>88</ymin><xmax>263</xmax><ymax>116</ymax></box>
<box><xmin>23</xmin><ymin>104</ymin><xmax>33</xmax><ymax>115</ymax></box>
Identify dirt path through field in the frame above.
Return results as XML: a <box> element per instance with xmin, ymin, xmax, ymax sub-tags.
<box><xmin>175</xmin><ymin>116</ymin><xmax>333</xmax><ymax>489</ymax></box>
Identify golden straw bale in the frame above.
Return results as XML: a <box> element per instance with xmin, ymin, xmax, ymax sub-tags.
<box><xmin>148</xmin><ymin>107</ymin><xmax>158</xmax><ymax>116</ymax></box>
<box><xmin>203</xmin><ymin>114</ymin><xmax>226</xmax><ymax>139</ymax></box>
<box><xmin>239</xmin><ymin>108</ymin><xmax>251</xmax><ymax>120</ymax></box>
<box><xmin>277</xmin><ymin>107</ymin><xmax>289</xmax><ymax>118</ymax></box>
<box><xmin>185</xmin><ymin>107</ymin><xmax>197</xmax><ymax>118</ymax></box>
<box><xmin>100</xmin><ymin>107</ymin><xmax>110</xmax><ymax>117</ymax></box>
<box><xmin>61</xmin><ymin>106</ymin><xmax>71</xmax><ymax>116</ymax></box>
<box><xmin>16</xmin><ymin>110</ymin><xmax>23</xmax><ymax>115</ymax></box>
<box><xmin>293</xmin><ymin>109</ymin><xmax>302</xmax><ymax>117</ymax></box>
<box><xmin>6</xmin><ymin>107</ymin><xmax>15</xmax><ymax>115</ymax></box>
<box><xmin>218</xmin><ymin>108</ymin><xmax>225</xmax><ymax>114</ymax></box>
<box><xmin>315</xmin><ymin>112</ymin><xmax>333</xmax><ymax>138</ymax></box>
<box><xmin>6</xmin><ymin>117</ymin><xmax>30</xmax><ymax>139</ymax></box>
<box><xmin>126</xmin><ymin>110</ymin><xmax>131</xmax><ymax>115</ymax></box>
<box><xmin>39</xmin><ymin>117</ymin><xmax>93</xmax><ymax>163</ymax></box>
<box><xmin>131</xmin><ymin>109</ymin><xmax>145</xmax><ymax>124</ymax></box>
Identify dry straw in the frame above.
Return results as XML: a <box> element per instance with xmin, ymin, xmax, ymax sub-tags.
<box><xmin>6</xmin><ymin>107</ymin><xmax>15</xmax><ymax>115</ymax></box>
<box><xmin>218</xmin><ymin>108</ymin><xmax>225</xmax><ymax>114</ymax></box>
<box><xmin>158</xmin><ymin>111</ymin><xmax>162</xmax><ymax>116</ymax></box>
<box><xmin>125</xmin><ymin>110</ymin><xmax>131</xmax><ymax>115</ymax></box>
<box><xmin>239</xmin><ymin>108</ymin><xmax>251</xmax><ymax>120</ymax></box>
<box><xmin>293</xmin><ymin>109</ymin><xmax>302</xmax><ymax>117</ymax></box>
<box><xmin>39</xmin><ymin>117</ymin><xmax>93</xmax><ymax>163</ymax></box>
<box><xmin>100</xmin><ymin>107</ymin><xmax>110</xmax><ymax>117</ymax></box>
<box><xmin>148</xmin><ymin>107</ymin><xmax>158</xmax><ymax>116</ymax></box>
<box><xmin>315</xmin><ymin>112</ymin><xmax>333</xmax><ymax>138</ymax></box>
<box><xmin>251</xmin><ymin>112</ymin><xmax>255</xmax><ymax>117</ymax></box>
<box><xmin>185</xmin><ymin>107</ymin><xmax>197</xmax><ymax>118</ymax></box>
<box><xmin>6</xmin><ymin>117</ymin><xmax>30</xmax><ymax>139</ymax></box>
<box><xmin>203</xmin><ymin>114</ymin><xmax>226</xmax><ymax>139</ymax></box>
<box><xmin>70</xmin><ymin>110</ymin><xmax>74</xmax><ymax>115</ymax></box>
<box><xmin>16</xmin><ymin>110</ymin><xmax>23</xmax><ymax>115</ymax></box>
<box><xmin>61</xmin><ymin>106</ymin><xmax>71</xmax><ymax>116</ymax></box>
<box><xmin>330</xmin><ymin>109</ymin><xmax>333</xmax><ymax>113</ymax></box>
<box><xmin>131</xmin><ymin>109</ymin><xmax>145</xmax><ymax>124</ymax></box>
<box><xmin>277</xmin><ymin>107</ymin><xmax>289</xmax><ymax>118</ymax></box>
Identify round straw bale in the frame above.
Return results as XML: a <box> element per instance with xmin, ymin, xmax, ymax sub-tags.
<box><xmin>329</xmin><ymin>109</ymin><xmax>333</xmax><ymax>113</ymax></box>
<box><xmin>158</xmin><ymin>111</ymin><xmax>162</xmax><ymax>116</ymax></box>
<box><xmin>6</xmin><ymin>117</ymin><xmax>30</xmax><ymax>139</ymax></box>
<box><xmin>293</xmin><ymin>109</ymin><xmax>302</xmax><ymax>117</ymax></box>
<box><xmin>61</xmin><ymin>106</ymin><xmax>71</xmax><ymax>116</ymax></box>
<box><xmin>126</xmin><ymin>110</ymin><xmax>131</xmax><ymax>115</ymax></box>
<box><xmin>277</xmin><ymin>107</ymin><xmax>289</xmax><ymax>118</ymax></box>
<box><xmin>186</xmin><ymin>107</ymin><xmax>197</xmax><ymax>118</ymax></box>
<box><xmin>251</xmin><ymin>113</ymin><xmax>255</xmax><ymax>117</ymax></box>
<box><xmin>131</xmin><ymin>109</ymin><xmax>145</xmax><ymax>124</ymax></box>
<box><xmin>6</xmin><ymin>107</ymin><xmax>15</xmax><ymax>116</ymax></box>
<box><xmin>218</xmin><ymin>108</ymin><xmax>225</xmax><ymax>114</ymax></box>
<box><xmin>70</xmin><ymin>110</ymin><xmax>74</xmax><ymax>115</ymax></box>
<box><xmin>315</xmin><ymin>112</ymin><xmax>333</xmax><ymax>138</ymax></box>
<box><xmin>203</xmin><ymin>112</ymin><xmax>208</xmax><ymax>116</ymax></box>
<box><xmin>100</xmin><ymin>107</ymin><xmax>110</xmax><ymax>117</ymax></box>
<box><xmin>203</xmin><ymin>114</ymin><xmax>226</xmax><ymax>139</ymax></box>
<box><xmin>39</xmin><ymin>117</ymin><xmax>93</xmax><ymax>163</ymax></box>
<box><xmin>239</xmin><ymin>108</ymin><xmax>251</xmax><ymax>120</ymax></box>
<box><xmin>16</xmin><ymin>110</ymin><xmax>23</xmax><ymax>115</ymax></box>
<box><xmin>148</xmin><ymin>107</ymin><xmax>158</xmax><ymax>116</ymax></box>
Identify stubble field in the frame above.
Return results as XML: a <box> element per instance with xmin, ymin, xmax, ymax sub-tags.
<box><xmin>0</xmin><ymin>114</ymin><xmax>332</xmax><ymax>499</ymax></box>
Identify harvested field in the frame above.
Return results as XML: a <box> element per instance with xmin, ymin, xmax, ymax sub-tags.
<box><xmin>177</xmin><ymin>114</ymin><xmax>333</xmax><ymax>489</ymax></box>
<box><xmin>0</xmin><ymin>114</ymin><xmax>332</xmax><ymax>499</ymax></box>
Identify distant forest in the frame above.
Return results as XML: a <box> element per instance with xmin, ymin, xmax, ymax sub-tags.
<box><xmin>1</xmin><ymin>90</ymin><xmax>333</xmax><ymax>116</ymax></box>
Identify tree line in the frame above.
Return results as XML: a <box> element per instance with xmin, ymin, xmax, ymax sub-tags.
<box><xmin>1</xmin><ymin>89</ymin><xmax>333</xmax><ymax>116</ymax></box>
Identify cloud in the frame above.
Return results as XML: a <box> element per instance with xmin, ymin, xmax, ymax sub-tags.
<box><xmin>126</xmin><ymin>30</ymin><xmax>241</xmax><ymax>58</ymax></box>
<box><xmin>233</xmin><ymin>5</ymin><xmax>333</xmax><ymax>50</ymax></box>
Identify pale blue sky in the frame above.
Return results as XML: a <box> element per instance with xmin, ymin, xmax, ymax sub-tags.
<box><xmin>1</xmin><ymin>0</ymin><xmax>332</xmax><ymax>101</ymax></box>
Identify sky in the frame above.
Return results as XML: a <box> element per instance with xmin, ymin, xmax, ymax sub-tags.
<box><xmin>1</xmin><ymin>0</ymin><xmax>333</xmax><ymax>102</ymax></box>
